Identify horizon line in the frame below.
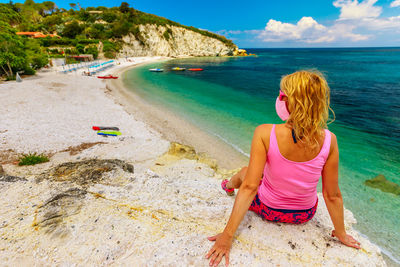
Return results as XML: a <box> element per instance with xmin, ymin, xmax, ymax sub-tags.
<box><xmin>241</xmin><ymin>46</ymin><xmax>400</xmax><ymax>49</ymax></box>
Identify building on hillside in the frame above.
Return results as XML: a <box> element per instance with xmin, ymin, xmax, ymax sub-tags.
<box><xmin>69</xmin><ymin>55</ymin><xmax>94</xmax><ymax>62</ymax></box>
<box><xmin>16</xmin><ymin>32</ymin><xmax>60</xmax><ymax>38</ymax></box>
<box><xmin>88</xmin><ymin>10</ymin><xmax>103</xmax><ymax>14</ymax></box>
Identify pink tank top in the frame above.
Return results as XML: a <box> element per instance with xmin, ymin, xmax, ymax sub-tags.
<box><xmin>258</xmin><ymin>125</ymin><xmax>331</xmax><ymax>210</ymax></box>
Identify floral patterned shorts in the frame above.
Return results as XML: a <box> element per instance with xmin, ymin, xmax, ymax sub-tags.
<box><xmin>249</xmin><ymin>193</ymin><xmax>318</xmax><ymax>224</ymax></box>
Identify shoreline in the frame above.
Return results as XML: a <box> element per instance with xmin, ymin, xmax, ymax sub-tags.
<box><xmin>107</xmin><ymin>59</ymin><xmax>249</xmax><ymax>170</ymax></box>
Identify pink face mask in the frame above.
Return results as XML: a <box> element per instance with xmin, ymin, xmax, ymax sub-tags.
<box><xmin>275</xmin><ymin>90</ymin><xmax>290</xmax><ymax>121</ymax></box>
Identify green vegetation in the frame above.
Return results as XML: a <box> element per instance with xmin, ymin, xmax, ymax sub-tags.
<box><xmin>0</xmin><ymin>0</ymin><xmax>235</xmax><ymax>79</ymax></box>
<box><xmin>103</xmin><ymin>40</ymin><xmax>122</xmax><ymax>59</ymax></box>
<box><xmin>18</xmin><ymin>153</ymin><xmax>50</xmax><ymax>166</ymax></box>
<box><xmin>163</xmin><ymin>27</ymin><xmax>173</xmax><ymax>41</ymax></box>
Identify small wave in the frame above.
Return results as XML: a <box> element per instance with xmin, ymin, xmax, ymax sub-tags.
<box><xmin>209</xmin><ymin>131</ymin><xmax>250</xmax><ymax>158</ymax></box>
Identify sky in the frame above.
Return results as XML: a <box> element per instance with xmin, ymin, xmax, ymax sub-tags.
<box><xmin>4</xmin><ymin>0</ymin><xmax>400</xmax><ymax>47</ymax></box>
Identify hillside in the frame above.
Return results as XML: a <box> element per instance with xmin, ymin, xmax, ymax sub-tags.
<box><xmin>0</xmin><ymin>1</ymin><xmax>238</xmax><ymax>79</ymax></box>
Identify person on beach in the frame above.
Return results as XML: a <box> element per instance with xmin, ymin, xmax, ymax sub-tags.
<box><xmin>206</xmin><ymin>70</ymin><xmax>361</xmax><ymax>266</ymax></box>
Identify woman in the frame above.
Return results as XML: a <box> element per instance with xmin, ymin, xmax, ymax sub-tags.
<box><xmin>206</xmin><ymin>70</ymin><xmax>360</xmax><ymax>267</ymax></box>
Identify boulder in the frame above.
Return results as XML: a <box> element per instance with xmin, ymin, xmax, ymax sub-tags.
<box><xmin>0</xmin><ymin>165</ymin><xmax>27</xmax><ymax>182</ymax></box>
<box><xmin>36</xmin><ymin>159</ymin><xmax>134</xmax><ymax>187</ymax></box>
<box><xmin>167</xmin><ymin>142</ymin><xmax>218</xmax><ymax>170</ymax></box>
<box><xmin>167</xmin><ymin>142</ymin><xmax>197</xmax><ymax>160</ymax></box>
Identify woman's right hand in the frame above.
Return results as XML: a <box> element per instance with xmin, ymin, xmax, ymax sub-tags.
<box><xmin>332</xmin><ymin>230</ymin><xmax>361</xmax><ymax>249</ymax></box>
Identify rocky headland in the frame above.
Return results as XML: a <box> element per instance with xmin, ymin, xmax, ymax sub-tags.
<box><xmin>119</xmin><ymin>24</ymin><xmax>238</xmax><ymax>57</ymax></box>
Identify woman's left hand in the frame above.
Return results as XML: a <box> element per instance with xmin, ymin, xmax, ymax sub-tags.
<box><xmin>205</xmin><ymin>233</ymin><xmax>233</xmax><ymax>266</ymax></box>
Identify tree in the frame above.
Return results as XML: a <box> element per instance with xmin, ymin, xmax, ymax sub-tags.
<box><xmin>75</xmin><ymin>43</ymin><xmax>85</xmax><ymax>54</ymax></box>
<box><xmin>42</xmin><ymin>1</ymin><xmax>56</xmax><ymax>14</ymax></box>
<box><xmin>18</xmin><ymin>0</ymin><xmax>42</xmax><ymax>24</ymax></box>
<box><xmin>7</xmin><ymin>1</ymin><xmax>19</xmax><ymax>12</ymax></box>
<box><xmin>0</xmin><ymin>22</ymin><xmax>26</xmax><ymax>78</ymax></box>
<box><xmin>119</xmin><ymin>2</ymin><xmax>129</xmax><ymax>13</ymax></box>
<box><xmin>69</xmin><ymin>3</ymin><xmax>76</xmax><ymax>10</ymax></box>
<box><xmin>77</xmin><ymin>9</ymin><xmax>89</xmax><ymax>21</ymax></box>
<box><xmin>0</xmin><ymin>3</ymin><xmax>22</xmax><ymax>24</ymax></box>
<box><xmin>112</xmin><ymin>21</ymin><xmax>131</xmax><ymax>38</ymax></box>
<box><xmin>42</xmin><ymin>14</ymin><xmax>62</xmax><ymax>32</ymax></box>
<box><xmin>25</xmin><ymin>39</ymin><xmax>48</xmax><ymax>69</ymax></box>
<box><xmin>85</xmin><ymin>24</ymin><xmax>104</xmax><ymax>39</ymax></box>
<box><xmin>85</xmin><ymin>45</ymin><xmax>98</xmax><ymax>59</ymax></box>
<box><xmin>62</xmin><ymin>20</ymin><xmax>82</xmax><ymax>38</ymax></box>
<box><xmin>102</xmin><ymin>11</ymin><xmax>117</xmax><ymax>23</ymax></box>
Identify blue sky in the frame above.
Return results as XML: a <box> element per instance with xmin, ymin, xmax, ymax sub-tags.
<box><xmin>4</xmin><ymin>0</ymin><xmax>400</xmax><ymax>47</ymax></box>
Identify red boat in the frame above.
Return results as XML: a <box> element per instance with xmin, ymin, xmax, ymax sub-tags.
<box><xmin>97</xmin><ymin>74</ymin><xmax>118</xmax><ymax>79</ymax></box>
<box><xmin>188</xmin><ymin>68</ymin><xmax>204</xmax><ymax>71</ymax></box>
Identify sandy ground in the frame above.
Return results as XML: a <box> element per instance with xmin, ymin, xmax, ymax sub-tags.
<box><xmin>0</xmin><ymin>57</ymin><xmax>387</xmax><ymax>266</ymax></box>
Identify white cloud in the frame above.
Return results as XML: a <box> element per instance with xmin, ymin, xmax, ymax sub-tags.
<box><xmin>254</xmin><ymin>0</ymin><xmax>400</xmax><ymax>44</ymax></box>
<box><xmin>331</xmin><ymin>0</ymin><xmax>400</xmax><ymax>31</ymax></box>
<box><xmin>359</xmin><ymin>16</ymin><xmax>400</xmax><ymax>30</ymax></box>
<box><xmin>333</xmin><ymin>0</ymin><xmax>382</xmax><ymax>20</ymax></box>
<box><xmin>259</xmin><ymin>17</ymin><xmax>331</xmax><ymax>43</ymax></box>
<box><xmin>258</xmin><ymin>17</ymin><xmax>368</xmax><ymax>43</ymax></box>
<box><xmin>390</xmin><ymin>0</ymin><xmax>400</xmax><ymax>7</ymax></box>
<box><xmin>328</xmin><ymin>23</ymin><xmax>370</xmax><ymax>41</ymax></box>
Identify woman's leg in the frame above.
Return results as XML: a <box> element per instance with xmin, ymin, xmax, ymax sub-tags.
<box><xmin>226</xmin><ymin>166</ymin><xmax>248</xmax><ymax>189</ymax></box>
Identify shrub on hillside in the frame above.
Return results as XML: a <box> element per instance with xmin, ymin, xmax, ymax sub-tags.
<box><xmin>62</xmin><ymin>20</ymin><xmax>82</xmax><ymax>38</ymax></box>
<box><xmin>85</xmin><ymin>45</ymin><xmax>98</xmax><ymax>59</ymax></box>
<box><xmin>76</xmin><ymin>43</ymin><xmax>85</xmax><ymax>54</ymax></box>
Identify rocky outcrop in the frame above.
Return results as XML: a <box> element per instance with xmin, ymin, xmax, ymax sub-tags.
<box><xmin>159</xmin><ymin>142</ymin><xmax>218</xmax><ymax>171</ymax></box>
<box><xmin>0</xmin><ymin>165</ymin><xmax>27</xmax><ymax>182</ymax></box>
<box><xmin>119</xmin><ymin>24</ymin><xmax>237</xmax><ymax>57</ymax></box>
<box><xmin>36</xmin><ymin>159</ymin><xmax>134</xmax><ymax>187</ymax></box>
<box><xmin>365</xmin><ymin>174</ymin><xmax>400</xmax><ymax>195</ymax></box>
<box><xmin>2</xmin><ymin>155</ymin><xmax>386</xmax><ymax>266</ymax></box>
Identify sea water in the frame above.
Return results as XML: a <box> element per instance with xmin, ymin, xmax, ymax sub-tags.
<box><xmin>124</xmin><ymin>48</ymin><xmax>400</xmax><ymax>262</ymax></box>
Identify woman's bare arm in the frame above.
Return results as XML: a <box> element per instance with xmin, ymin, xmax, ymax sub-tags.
<box><xmin>321</xmin><ymin>133</ymin><xmax>360</xmax><ymax>249</ymax></box>
<box><xmin>206</xmin><ymin>124</ymin><xmax>269</xmax><ymax>266</ymax></box>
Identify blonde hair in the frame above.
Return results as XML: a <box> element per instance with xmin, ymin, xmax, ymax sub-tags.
<box><xmin>280</xmin><ymin>70</ymin><xmax>335</xmax><ymax>151</ymax></box>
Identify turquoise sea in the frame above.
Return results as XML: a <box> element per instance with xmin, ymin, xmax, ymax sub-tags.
<box><xmin>124</xmin><ymin>48</ymin><xmax>400</xmax><ymax>262</ymax></box>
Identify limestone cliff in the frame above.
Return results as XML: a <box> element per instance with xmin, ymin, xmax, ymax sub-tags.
<box><xmin>119</xmin><ymin>24</ymin><xmax>238</xmax><ymax>57</ymax></box>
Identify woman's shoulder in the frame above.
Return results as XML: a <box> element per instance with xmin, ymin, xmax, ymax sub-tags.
<box><xmin>254</xmin><ymin>124</ymin><xmax>274</xmax><ymax>136</ymax></box>
<box><xmin>326</xmin><ymin>129</ymin><xmax>338</xmax><ymax>155</ymax></box>
<box><xmin>255</xmin><ymin>123</ymin><xmax>290</xmax><ymax>137</ymax></box>
<box><xmin>325</xmin><ymin>129</ymin><xmax>337</xmax><ymax>142</ymax></box>
<box><xmin>254</xmin><ymin>124</ymin><xmax>276</xmax><ymax>150</ymax></box>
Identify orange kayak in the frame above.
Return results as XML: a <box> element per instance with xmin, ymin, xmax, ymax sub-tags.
<box><xmin>188</xmin><ymin>68</ymin><xmax>203</xmax><ymax>71</ymax></box>
<box><xmin>97</xmin><ymin>75</ymin><xmax>118</xmax><ymax>79</ymax></box>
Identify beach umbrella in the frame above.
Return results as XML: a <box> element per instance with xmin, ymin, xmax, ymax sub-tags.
<box><xmin>16</xmin><ymin>72</ymin><xmax>22</xmax><ymax>82</ymax></box>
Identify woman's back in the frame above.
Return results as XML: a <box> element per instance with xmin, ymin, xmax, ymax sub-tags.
<box><xmin>274</xmin><ymin>124</ymin><xmax>327</xmax><ymax>162</ymax></box>
<box><xmin>258</xmin><ymin>124</ymin><xmax>331</xmax><ymax>210</ymax></box>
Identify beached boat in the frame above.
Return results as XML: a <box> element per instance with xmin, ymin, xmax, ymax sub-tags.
<box><xmin>97</xmin><ymin>130</ymin><xmax>121</xmax><ymax>136</ymax></box>
<box><xmin>97</xmin><ymin>74</ymin><xmax>118</xmax><ymax>79</ymax></box>
<box><xmin>188</xmin><ymin>68</ymin><xmax>203</xmax><ymax>71</ymax></box>
<box><xmin>149</xmin><ymin>68</ymin><xmax>164</xmax><ymax>72</ymax></box>
<box><xmin>172</xmin><ymin>67</ymin><xmax>186</xmax><ymax>71</ymax></box>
